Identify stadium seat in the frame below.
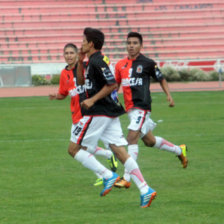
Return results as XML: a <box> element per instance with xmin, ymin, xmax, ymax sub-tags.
<box><xmin>0</xmin><ymin>0</ymin><xmax>223</xmax><ymax>68</ymax></box>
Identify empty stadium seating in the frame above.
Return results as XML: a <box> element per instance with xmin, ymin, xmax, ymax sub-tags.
<box><xmin>0</xmin><ymin>0</ymin><xmax>224</xmax><ymax>71</ymax></box>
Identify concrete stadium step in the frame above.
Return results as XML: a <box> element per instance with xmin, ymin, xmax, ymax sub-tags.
<box><xmin>0</xmin><ymin>1</ymin><xmax>223</xmax><ymax>14</ymax></box>
<box><xmin>1</xmin><ymin>34</ymin><xmax>223</xmax><ymax>46</ymax></box>
<box><xmin>1</xmin><ymin>23</ymin><xmax>223</xmax><ymax>37</ymax></box>
<box><xmin>1</xmin><ymin>22</ymin><xmax>224</xmax><ymax>36</ymax></box>
<box><xmin>1</xmin><ymin>42</ymin><xmax>223</xmax><ymax>56</ymax></box>
<box><xmin>2</xmin><ymin>8</ymin><xmax>223</xmax><ymax>22</ymax></box>
<box><xmin>1</xmin><ymin>49</ymin><xmax>222</xmax><ymax>64</ymax></box>
<box><xmin>1</xmin><ymin>15</ymin><xmax>223</xmax><ymax>29</ymax></box>
<box><xmin>1</xmin><ymin>35</ymin><xmax>224</xmax><ymax>50</ymax></box>
<box><xmin>0</xmin><ymin>26</ymin><xmax>224</xmax><ymax>40</ymax></box>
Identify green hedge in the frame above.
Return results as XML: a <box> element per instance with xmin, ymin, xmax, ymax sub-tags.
<box><xmin>32</xmin><ymin>68</ymin><xmax>223</xmax><ymax>85</ymax></box>
<box><xmin>160</xmin><ymin>67</ymin><xmax>223</xmax><ymax>82</ymax></box>
<box><xmin>32</xmin><ymin>74</ymin><xmax>60</xmax><ymax>86</ymax></box>
<box><xmin>32</xmin><ymin>75</ymin><xmax>50</xmax><ymax>86</ymax></box>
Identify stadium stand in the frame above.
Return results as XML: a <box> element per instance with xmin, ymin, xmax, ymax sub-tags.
<box><xmin>0</xmin><ymin>0</ymin><xmax>224</xmax><ymax>72</ymax></box>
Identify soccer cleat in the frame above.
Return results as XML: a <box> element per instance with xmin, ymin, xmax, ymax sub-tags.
<box><xmin>100</xmin><ymin>172</ymin><xmax>120</xmax><ymax>196</ymax></box>
<box><xmin>114</xmin><ymin>177</ymin><xmax>131</xmax><ymax>188</ymax></box>
<box><xmin>107</xmin><ymin>153</ymin><xmax>118</xmax><ymax>172</ymax></box>
<box><xmin>140</xmin><ymin>187</ymin><xmax>157</xmax><ymax>208</ymax></box>
<box><xmin>178</xmin><ymin>144</ymin><xmax>188</xmax><ymax>168</ymax></box>
<box><xmin>93</xmin><ymin>178</ymin><xmax>103</xmax><ymax>186</ymax></box>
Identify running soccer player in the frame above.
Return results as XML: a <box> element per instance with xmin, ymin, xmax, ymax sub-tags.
<box><xmin>75</xmin><ymin>27</ymin><xmax>156</xmax><ymax>208</ymax></box>
<box><xmin>49</xmin><ymin>43</ymin><xmax>118</xmax><ymax>186</ymax></box>
<box><xmin>114</xmin><ymin>32</ymin><xmax>188</xmax><ymax>189</ymax></box>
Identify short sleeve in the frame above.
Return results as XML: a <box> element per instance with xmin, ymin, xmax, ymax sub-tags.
<box><xmin>94</xmin><ymin>55</ymin><xmax>116</xmax><ymax>85</ymax></box>
<box><xmin>151</xmin><ymin>62</ymin><xmax>164</xmax><ymax>82</ymax></box>
<box><xmin>115</xmin><ymin>61</ymin><xmax>121</xmax><ymax>84</ymax></box>
<box><xmin>58</xmin><ymin>71</ymin><xmax>68</xmax><ymax>96</ymax></box>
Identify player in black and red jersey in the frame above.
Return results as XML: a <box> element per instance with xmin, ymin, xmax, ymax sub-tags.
<box><xmin>114</xmin><ymin>32</ymin><xmax>188</xmax><ymax>188</ymax></box>
<box><xmin>75</xmin><ymin>27</ymin><xmax>156</xmax><ymax>208</ymax></box>
<box><xmin>49</xmin><ymin>43</ymin><xmax>118</xmax><ymax>186</ymax></box>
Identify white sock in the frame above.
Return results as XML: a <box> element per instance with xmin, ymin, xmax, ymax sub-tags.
<box><xmin>123</xmin><ymin>144</ymin><xmax>139</xmax><ymax>182</ymax></box>
<box><xmin>124</xmin><ymin>157</ymin><xmax>149</xmax><ymax>195</ymax></box>
<box><xmin>95</xmin><ymin>173</ymin><xmax>102</xmax><ymax>179</ymax></box>
<box><xmin>74</xmin><ymin>149</ymin><xmax>112</xmax><ymax>179</ymax></box>
<box><xmin>154</xmin><ymin>136</ymin><xmax>182</xmax><ymax>155</ymax></box>
<box><xmin>90</xmin><ymin>146</ymin><xmax>112</xmax><ymax>159</ymax></box>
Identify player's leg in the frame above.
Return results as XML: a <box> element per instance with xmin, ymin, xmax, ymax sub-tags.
<box><xmin>74</xmin><ymin>116</ymin><xmax>120</xmax><ymax>196</ymax></box>
<box><xmin>115</xmin><ymin>109</ymin><xmax>145</xmax><ymax>188</ymax></box>
<box><xmin>104</xmin><ymin>117</ymin><xmax>156</xmax><ymax>207</ymax></box>
<box><xmin>90</xmin><ymin>146</ymin><xmax>118</xmax><ymax>172</ymax></box>
<box><xmin>69</xmin><ymin>123</ymin><xmax>107</xmax><ymax>181</ymax></box>
<box><xmin>110</xmin><ymin>143</ymin><xmax>156</xmax><ymax>207</ymax></box>
<box><xmin>87</xmin><ymin>145</ymin><xmax>118</xmax><ymax>186</ymax></box>
<box><xmin>142</xmin><ymin>132</ymin><xmax>188</xmax><ymax>168</ymax></box>
<box><xmin>115</xmin><ymin>129</ymin><xmax>140</xmax><ymax>188</ymax></box>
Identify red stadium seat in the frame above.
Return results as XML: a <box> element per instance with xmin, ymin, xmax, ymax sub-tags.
<box><xmin>0</xmin><ymin>0</ymin><xmax>223</xmax><ymax>66</ymax></box>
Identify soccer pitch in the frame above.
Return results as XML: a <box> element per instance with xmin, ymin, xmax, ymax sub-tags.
<box><xmin>0</xmin><ymin>91</ymin><xmax>223</xmax><ymax>224</ymax></box>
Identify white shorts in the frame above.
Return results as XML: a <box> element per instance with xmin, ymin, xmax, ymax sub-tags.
<box><xmin>70</xmin><ymin>116</ymin><xmax>127</xmax><ymax>151</ymax></box>
<box><xmin>127</xmin><ymin>108</ymin><xmax>157</xmax><ymax>138</ymax></box>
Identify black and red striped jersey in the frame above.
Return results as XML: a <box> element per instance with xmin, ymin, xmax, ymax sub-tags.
<box><xmin>115</xmin><ymin>54</ymin><xmax>164</xmax><ymax>111</ymax></box>
<box><xmin>82</xmin><ymin>51</ymin><xmax>125</xmax><ymax>117</ymax></box>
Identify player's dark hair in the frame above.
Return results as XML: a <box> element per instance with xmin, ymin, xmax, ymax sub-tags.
<box><xmin>84</xmin><ymin>27</ymin><xmax>104</xmax><ymax>50</ymax></box>
<box><xmin>64</xmin><ymin>43</ymin><xmax>78</xmax><ymax>52</ymax></box>
<box><xmin>127</xmin><ymin>32</ymin><xmax>143</xmax><ymax>45</ymax></box>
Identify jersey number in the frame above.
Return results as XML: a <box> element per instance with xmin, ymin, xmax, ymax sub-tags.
<box><xmin>73</xmin><ymin>126</ymin><xmax>82</xmax><ymax>136</ymax></box>
<box><xmin>136</xmin><ymin>116</ymin><xmax>142</xmax><ymax>124</ymax></box>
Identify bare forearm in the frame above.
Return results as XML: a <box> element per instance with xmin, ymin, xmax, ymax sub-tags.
<box><xmin>160</xmin><ymin>79</ymin><xmax>170</xmax><ymax>96</ymax></box>
<box><xmin>76</xmin><ymin>62</ymin><xmax>85</xmax><ymax>85</ymax></box>
<box><xmin>160</xmin><ymin>79</ymin><xmax>175</xmax><ymax>107</ymax></box>
<box><xmin>49</xmin><ymin>93</ymin><xmax>66</xmax><ymax>100</ymax></box>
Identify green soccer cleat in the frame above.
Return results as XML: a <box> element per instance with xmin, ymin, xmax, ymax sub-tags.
<box><xmin>93</xmin><ymin>178</ymin><xmax>103</xmax><ymax>186</ymax></box>
<box><xmin>178</xmin><ymin>144</ymin><xmax>188</xmax><ymax>168</ymax></box>
<box><xmin>107</xmin><ymin>153</ymin><xmax>118</xmax><ymax>172</ymax></box>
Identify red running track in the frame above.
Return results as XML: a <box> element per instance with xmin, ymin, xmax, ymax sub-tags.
<box><xmin>0</xmin><ymin>81</ymin><xmax>223</xmax><ymax>98</ymax></box>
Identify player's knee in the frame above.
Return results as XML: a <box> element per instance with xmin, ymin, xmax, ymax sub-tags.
<box><xmin>68</xmin><ymin>147</ymin><xmax>75</xmax><ymax>157</ymax></box>
<box><xmin>68</xmin><ymin>143</ymin><xmax>79</xmax><ymax>157</ymax></box>
<box><xmin>143</xmin><ymin>138</ymin><xmax>155</xmax><ymax>147</ymax></box>
<box><xmin>127</xmin><ymin>135</ymin><xmax>138</xmax><ymax>145</ymax></box>
<box><xmin>110</xmin><ymin>144</ymin><xmax>128</xmax><ymax>164</ymax></box>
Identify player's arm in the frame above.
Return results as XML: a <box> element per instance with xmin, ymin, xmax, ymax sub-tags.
<box><xmin>81</xmin><ymin>83</ymin><xmax>117</xmax><ymax>110</ymax></box>
<box><xmin>76</xmin><ymin>48</ymin><xmax>86</xmax><ymax>85</ymax></box>
<box><xmin>114</xmin><ymin>62</ymin><xmax>122</xmax><ymax>91</ymax></box>
<box><xmin>159</xmin><ymin>78</ymin><xmax>175</xmax><ymax>107</ymax></box>
<box><xmin>49</xmin><ymin>70</ymin><xmax>68</xmax><ymax>100</ymax></box>
<box><xmin>153</xmin><ymin>64</ymin><xmax>174</xmax><ymax>107</ymax></box>
<box><xmin>49</xmin><ymin>93</ymin><xmax>66</xmax><ymax>100</ymax></box>
<box><xmin>81</xmin><ymin>56</ymin><xmax>117</xmax><ymax>110</ymax></box>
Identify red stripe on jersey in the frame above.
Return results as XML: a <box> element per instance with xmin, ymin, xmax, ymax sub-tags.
<box><xmin>139</xmin><ymin>110</ymin><xmax>147</xmax><ymax>129</ymax></box>
<box><xmin>77</xmin><ymin>116</ymin><xmax>93</xmax><ymax>145</ymax></box>
<box><xmin>115</xmin><ymin>58</ymin><xmax>134</xmax><ymax>111</ymax></box>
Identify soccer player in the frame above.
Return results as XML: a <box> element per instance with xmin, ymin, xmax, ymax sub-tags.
<box><xmin>49</xmin><ymin>43</ymin><xmax>118</xmax><ymax>186</ymax></box>
<box><xmin>75</xmin><ymin>27</ymin><xmax>156</xmax><ymax>208</ymax></box>
<box><xmin>114</xmin><ymin>32</ymin><xmax>188</xmax><ymax>188</ymax></box>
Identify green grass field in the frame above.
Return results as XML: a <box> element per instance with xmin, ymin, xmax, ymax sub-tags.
<box><xmin>0</xmin><ymin>91</ymin><xmax>223</xmax><ymax>224</ymax></box>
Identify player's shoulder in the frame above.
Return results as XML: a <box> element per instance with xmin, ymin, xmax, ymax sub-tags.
<box><xmin>60</xmin><ymin>67</ymin><xmax>68</xmax><ymax>77</ymax></box>
<box><xmin>91</xmin><ymin>52</ymin><xmax>110</xmax><ymax>66</ymax></box>
<box><xmin>138</xmin><ymin>54</ymin><xmax>156</xmax><ymax>65</ymax></box>
<box><xmin>116</xmin><ymin>57</ymin><xmax>128</xmax><ymax>67</ymax></box>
